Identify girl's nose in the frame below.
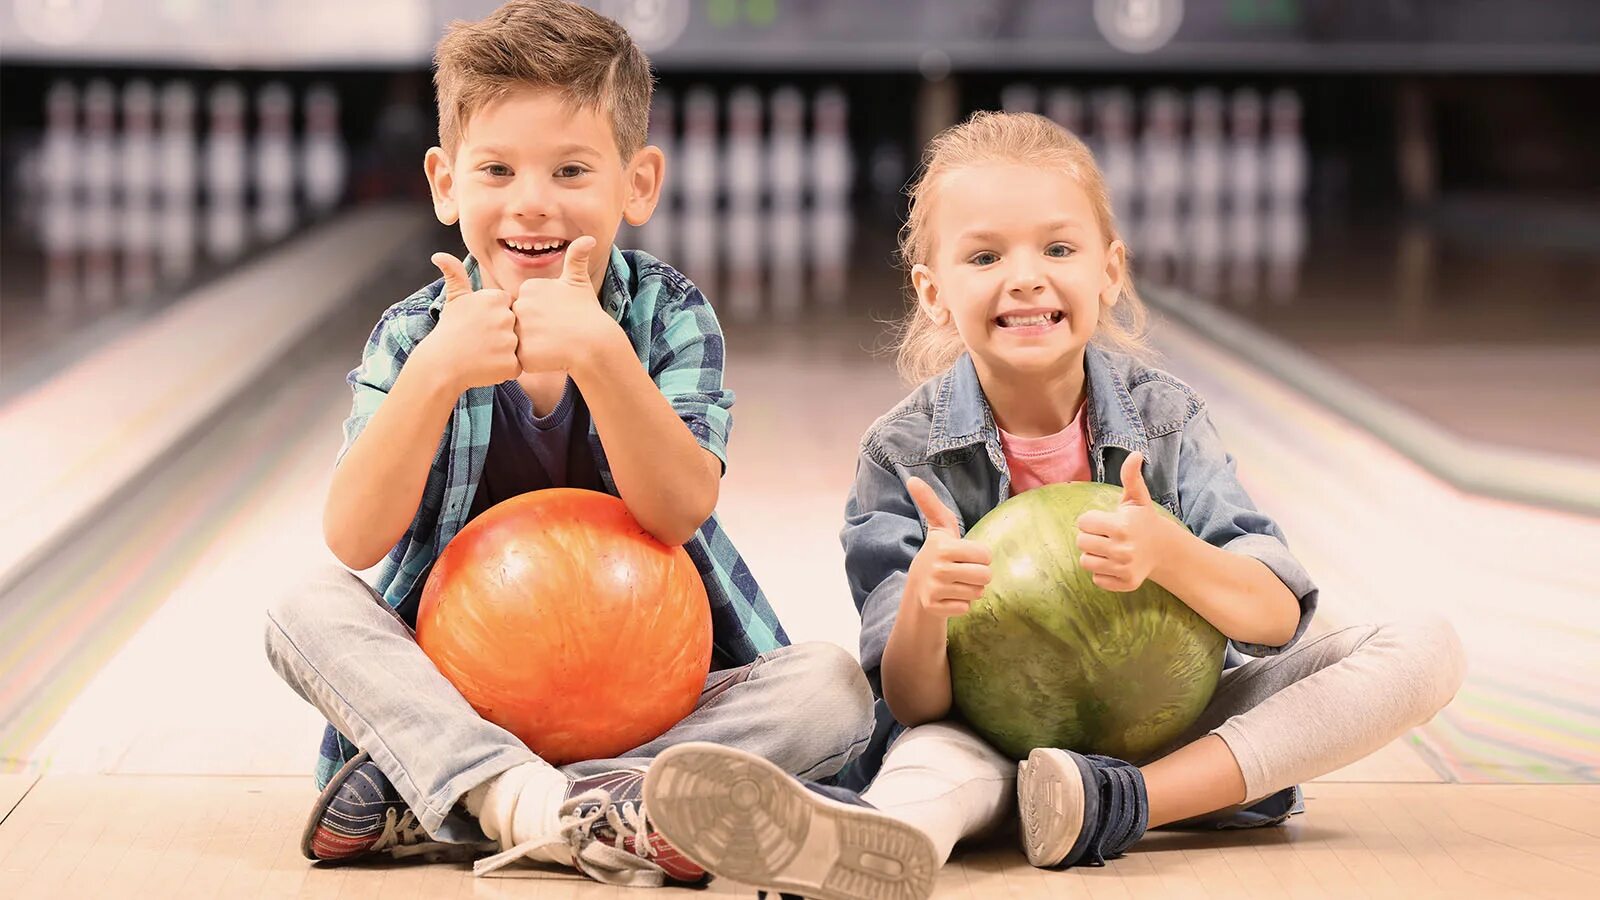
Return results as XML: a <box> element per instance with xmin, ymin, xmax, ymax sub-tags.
<box><xmin>1007</xmin><ymin>265</ymin><xmax>1046</xmax><ymax>296</ymax></box>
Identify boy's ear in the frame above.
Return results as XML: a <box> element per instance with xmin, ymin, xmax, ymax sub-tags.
<box><xmin>1101</xmin><ymin>239</ymin><xmax>1127</xmax><ymax>308</ymax></box>
<box><xmin>911</xmin><ymin>263</ymin><xmax>949</xmax><ymax>326</ymax></box>
<box><xmin>622</xmin><ymin>144</ymin><xmax>665</xmax><ymax>227</ymax></box>
<box><xmin>424</xmin><ymin>147</ymin><xmax>459</xmax><ymax>226</ymax></box>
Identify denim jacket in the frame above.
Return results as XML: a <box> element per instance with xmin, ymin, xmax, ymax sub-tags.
<box><xmin>832</xmin><ymin>346</ymin><xmax>1319</xmax><ymax>792</ymax></box>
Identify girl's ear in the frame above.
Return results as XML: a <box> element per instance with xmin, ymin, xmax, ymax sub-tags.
<box><xmin>912</xmin><ymin>263</ymin><xmax>949</xmax><ymax>326</ymax></box>
<box><xmin>1101</xmin><ymin>239</ymin><xmax>1127</xmax><ymax>308</ymax></box>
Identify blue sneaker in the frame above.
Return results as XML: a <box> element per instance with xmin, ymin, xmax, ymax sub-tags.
<box><xmin>1017</xmin><ymin>748</ymin><xmax>1149</xmax><ymax>868</ymax></box>
<box><xmin>301</xmin><ymin>751</ymin><xmax>483</xmax><ymax>863</ymax></box>
<box><xmin>643</xmin><ymin>742</ymin><xmax>937</xmax><ymax>900</ymax></box>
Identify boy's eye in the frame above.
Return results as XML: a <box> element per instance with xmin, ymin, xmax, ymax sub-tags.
<box><xmin>556</xmin><ymin>164</ymin><xmax>589</xmax><ymax>178</ymax></box>
<box><xmin>482</xmin><ymin>163</ymin><xmax>512</xmax><ymax>177</ymax></box>
<box><xmin>1045</xmin><ymin>242</ymin><xmax>1073</xmax><ymax>258</ymax></box>
<box><xmin>969</xmin><ymin>251</ymin><xmax>999</xmax><ymax>266</ymax></box>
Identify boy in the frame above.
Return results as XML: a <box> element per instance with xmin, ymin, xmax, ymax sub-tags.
<box><xmin>264</xmin><ymin>0</ymin><xmax>873</xmax><ymax>887</ymax></box>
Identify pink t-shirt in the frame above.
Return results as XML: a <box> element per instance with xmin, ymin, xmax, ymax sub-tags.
<box><xmin>999</xmin><ymin>402</ymin><xmax>1093</xmax><ymax>493</ymax></box>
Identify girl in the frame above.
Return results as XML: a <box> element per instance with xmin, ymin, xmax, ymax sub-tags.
<box><xmin>640</xmin><ymin>111</ymin><xmax>1466</xmax><ymax>900</ymax></box>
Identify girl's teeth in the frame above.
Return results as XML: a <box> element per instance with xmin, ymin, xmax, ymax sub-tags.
<box><xmin>1002</xmin><ymin>314</ymin><xmax>1054</xmax><ymax>327</ymax></box>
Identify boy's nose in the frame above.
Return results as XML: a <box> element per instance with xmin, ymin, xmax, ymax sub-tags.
<box><xmin>507</xmin><ymin>179</ymin><xmax>556</xmax><ymax>218</ymax></box>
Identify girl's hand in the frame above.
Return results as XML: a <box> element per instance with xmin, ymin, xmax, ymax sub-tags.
<box><xmin>1075</xmin><ymin>452</ymin><xmax>1177</xmax><ymax>592</ymax></box>
<box><xmin>903</xmin><ymin>476</ymin><xmax>992</xmax><ymax>619</ymax></box>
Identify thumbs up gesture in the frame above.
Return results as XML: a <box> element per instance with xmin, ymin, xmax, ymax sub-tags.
<box><xmin>903</xmin><ymin>476</ymin><xmax>992</xmax><ymax>619</ymax></box>
<box><xmin>1074</xmin><ymin>452</ymin><xmax>1174</xmax><ymax>592</ymax></box>
<box><xmin>511</xmin><ymin>236</ymin><xmax>619</xmax><ymax>375</ymax></box>
<box><xmin>418</xmin><ymin>252</ymin><xmax>520</xmax><ymax>394</ymax></box>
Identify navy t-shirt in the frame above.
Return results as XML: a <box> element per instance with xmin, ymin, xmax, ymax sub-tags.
<box><xmin>396</xmin><ymin>378</ymin><xmax>603</xmax><ymax>623</ymax></box>
<box><xmin>466</xmin><ymin>378</ymin><xmax>605</xmax><ymax>521</ymax></box>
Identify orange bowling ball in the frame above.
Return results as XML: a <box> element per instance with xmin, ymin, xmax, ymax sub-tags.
<box><xmin>416</xmin><ymin>489</ymin><xmax>711</xmax><ymax>764</ymax></box>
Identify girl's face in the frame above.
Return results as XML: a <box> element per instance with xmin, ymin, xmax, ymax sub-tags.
<box><xmin>912</xmin><ymin>163</ymin><xmax>1125</xmax><ymax>381</ymax></box>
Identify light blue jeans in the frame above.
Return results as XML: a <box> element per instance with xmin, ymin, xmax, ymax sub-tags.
<box><xmin>265</xmin><ymin>563</ymin><xmax>876</xmax><ymax>842</ymax></box>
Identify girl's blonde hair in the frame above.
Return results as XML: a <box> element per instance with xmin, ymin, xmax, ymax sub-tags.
<box><xmin>894</xmin><ymin>110</ymin><xmax>1151</xmax><ymax>384</ymax></box>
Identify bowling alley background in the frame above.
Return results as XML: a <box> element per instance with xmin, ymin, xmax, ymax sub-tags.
<box><xmin>1</xmin><ymin>1</ymin><xmax>1598</xmax><ymax>895</ymax></box>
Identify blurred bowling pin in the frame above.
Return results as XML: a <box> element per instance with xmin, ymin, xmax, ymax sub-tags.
<box><xmin>41</xmin><ymin>81</ymin><xmax>81</xmax><ymax>312</ymax></box>
<box><xmin>158</xmin><ymin>81</ymin><xmax>198</xmax><ymax>281</ymax></box>
<box><xmin>255</xmin><ymin>82</ymin><xmax>296</xmax><ymax>241</ymax></box>
<box><xmin>810</xmin><ymin>87</ymin><xmax>853</xmax><ymax>304</ymax></box>
<box><xmin>205</xmin><ymin>81</ymin><xmax>248</xmax><ymax>261</ymax></box>
<box><xmin>632</xmin><ymin>90</ymin><xmax>676</xmax><ymax>260</ymax></box>
<box><xmin>119</xmin><ymin>80</ymin><xmax>158</xmax><ymax>297</ymax></box>
<box><xmin>82</xmin><ymin>79</ymin><xmax>117</xmax><ymax>307</ymax></box>
<box><xmin>301</xmin><ymin>83</ymin><xmax>346</xmax><ymax>216</ymax></box>
<box><xmin>1093</xmin><ymin>88</ymin><xmax>1138</xmax><ymax>240</ymax></box>
<box><xmin>1044</xmin><ymin>86</ymin><xmax>1084</xmax><ymax>135</ymax></box>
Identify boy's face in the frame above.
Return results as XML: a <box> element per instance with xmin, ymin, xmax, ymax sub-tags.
<box><xmin>912</xmin><ymin>163</ymin><xmax>1125</xmax><ymax>381</ymax></box>
<box><xmin>424</xmin><ymin>87</ymin><xmax>663</xmax><ymax>295</ymax></box>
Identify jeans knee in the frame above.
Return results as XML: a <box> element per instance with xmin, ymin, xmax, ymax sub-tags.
<box><xmin>791</xmin><ymin>641</ymin><xmax>875</xmax><ymax>744</ymax></box>
<box><xmin>264</xmin><ymin>561</ymin><xmax>357</xmax><ymax>654</ymax></box>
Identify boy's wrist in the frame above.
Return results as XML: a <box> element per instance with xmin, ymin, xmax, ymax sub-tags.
<box><xmin>404</xmin><ymin>343</ymin><xmax>467</xmax><ymax>401</ymax></box>
<box><xmin>567</xmin><ymin>325</ymin><xmax>632</xmax><ymax>385</ymax></box>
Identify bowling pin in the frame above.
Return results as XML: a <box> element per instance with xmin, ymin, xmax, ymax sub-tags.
<box><xmin>158</xmin><ymin>81</ymin><xmax>198</xmax><ymax>281</ymax></box>
<box><xmin>205</xmin><ymin>81</ymin><xmax>248</xmax><ymax>261</ymax></box>
<box><xmin>632</xmin><ymin>90</ymin><xmax>676</xmax><ymax>260</ymax></box>
<box><xmin>810</xmin><ymin>87</ymin><xmax>853</xmax><ymax>304</ymax></box>
<box><xmin>81</xmin><ymin>79</ymin><xmax>117</xmax><ymax>307</ymax></box>
<box><xmin>301</xmin><ymin>83</ymin><xmax>347</xmax><ymax>216</ymax></box>
<box><xmin>119</xmin><ymin>80</ymin><xmax>158</xmax><ymax>298</ymax></box>
<box><xmin>1044</xmin><ymin>86</ymin><xmax>1085</xmax><ymax>136</ymax></box>
<box><xmin>41</xmin><ymin>81</ymin><xmax>81</xmax><ymax>313</ymax></box>
<box><xmin>254</xmin><ymin>82</ymin><xmax>296</xmax><ymax>241</ymax></box>
<box><xmin>1093</xmin><ymin>88</ymin><xmax>1139</xmax><ymax>241</ymax></box>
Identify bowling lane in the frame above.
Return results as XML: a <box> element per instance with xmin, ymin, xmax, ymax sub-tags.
<box><xmin>11</xmin><ymin>209</ymin><xmax>1595</xmax><ymax>786</ymax></box>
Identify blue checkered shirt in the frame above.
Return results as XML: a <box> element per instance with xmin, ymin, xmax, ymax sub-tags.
<box><xmin>313</xmin><ymin>246</ymin><xmax>789</xmax><ymax>787</ymax></box>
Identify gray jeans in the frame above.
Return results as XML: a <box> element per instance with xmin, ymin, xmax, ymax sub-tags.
<box><xmin>265</xmin><ymin>563</ymin><xmax>876</xmax><ymax>842</ymax></box>
<box><xmin>863</xmin><ymin>616</ymin><xmax>1467</xmax><ymax>866</ymax></box>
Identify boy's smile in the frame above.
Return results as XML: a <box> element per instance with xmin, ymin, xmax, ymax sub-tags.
<box><xmin>425</xmin><ymin>87</ymin><xmax>663</xmax><ymax>295</ymax></box>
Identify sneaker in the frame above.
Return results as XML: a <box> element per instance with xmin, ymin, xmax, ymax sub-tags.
<box><xmin>474</xmin><ymin>765</ymin><xmax>706</xmax><ymax>885</ymax></box>
<box><xmin>1016</xmin><ymin>747</ymin><xmax>1149</xmax><ymax>868</ymax></box>
<box><xmin>643</xmin><ymin>742</ymin><xmax>937</xmax><ymax>900</ymax></box>
<box><xmin>301</xmin><ymin>751</ymin><xmax>482</xmax><ymax>863</ymax></box>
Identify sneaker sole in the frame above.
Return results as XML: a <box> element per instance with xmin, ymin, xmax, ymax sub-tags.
<box><xmin>301</xmin><ymin>751</ymin><xmax>373</xmax><ymax>861</ymax></box>
<box><xmin>1017</xmin><ymin>748</ymin><xmax>1095</xmax><ymax>868</ymax></box>
<box><xmin>643</xmin><ymin>742</ymin><xmax>936</xmax><ymax>900</ymax></box>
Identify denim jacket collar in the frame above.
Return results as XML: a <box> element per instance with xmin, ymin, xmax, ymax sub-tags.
<box><xmin>426</xmin><ymin>245</ymin><xmax>635</xmax><ymax>324</ymax></box>
<box><xmin>927</xmin><ymin>346</ymin><xmax>1151</xmax><ymax>478</ymax></box>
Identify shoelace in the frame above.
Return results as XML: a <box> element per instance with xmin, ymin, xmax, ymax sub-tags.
<box><xmin>370</xmin><ymin>807</ymin><xmax>435</xmax><ymax>859</ymax></box>
<box><xmin>473</xmin><ymin>787</ymin><xmax>667</xmax><ymax>886</ymax></box>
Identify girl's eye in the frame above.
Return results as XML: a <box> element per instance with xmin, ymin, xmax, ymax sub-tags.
<box><xmin>1045</xmin><ymin>242</ymin><xmax>1073</xmax><ymax>258</ymax></box>
<box><xmin>557</xmin><ymin>165</ymin><xmax>589</xmax><ymax>178</ymax></box>
<box><xmin>969</xmin><ymin>251</ymin><xmax>999</xmax><ymax>266</ymax></box>
<box><xmin>483</xmin><ymin>164</ymin><xmax>512</xmax><ymax>177</ymax></box>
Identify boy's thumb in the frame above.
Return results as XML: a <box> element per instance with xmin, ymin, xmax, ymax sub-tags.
<box><xmin>560</xmin><ymin>236</ymin><xmax>598</xmax><ymax>287</ymax></box>
<box><xmin>431</xmin><ymin>253</ymin><xmax>472</xmax><ymax>302</ymax></box>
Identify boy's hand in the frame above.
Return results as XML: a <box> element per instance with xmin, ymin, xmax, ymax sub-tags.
<box><xmin>1075</xmin><ymin>452</ymin><xmax>1176</xmax><ymax>592</ymax></box>
<box><xmin>419</xmin><ymin>253</ymin><xmax>520</xmax><ymax>394</ymax></box>
<box><xmin>903</xmin><ymin>476</ymin><xmax>992</xmax><ymax>619</ymax></box>
<box><xmin>512</xmin><ymin>236</ymin><xmax>621</xmax><ymax>375</ymax></box>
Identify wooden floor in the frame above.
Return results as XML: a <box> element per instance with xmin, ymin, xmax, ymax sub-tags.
<box><xmin>1</xmin><ymin>775</ymin><xmax>1594</xmax><ymax>899</ymax></box>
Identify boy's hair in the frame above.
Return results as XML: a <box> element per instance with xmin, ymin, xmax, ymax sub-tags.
<box><xmin>893</xmin><ymin>110</ymin><xmax>1152</xmax><ymax>384</ymax></box>
<box><xmin>433</xmin><ymin>0</ymin><xmax>652</xmax><ymax>161</ymax></box>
